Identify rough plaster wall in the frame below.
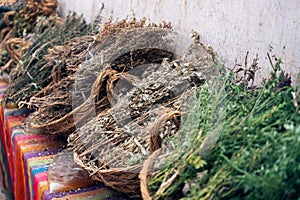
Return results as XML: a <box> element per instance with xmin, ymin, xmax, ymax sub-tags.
<box><xmin>58</xmin><ymin>0</ymin><xmax>300</xmax><ymax>83</ymax></box>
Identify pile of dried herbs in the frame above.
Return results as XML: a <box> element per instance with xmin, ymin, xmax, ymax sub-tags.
<box><xmin>4</xmin><ymin>18</ymin><xmax>175</xmax><ymax>136</ymax></box>
<box><xmin>144</xmin><ymin>59</ymin><xmax>300</xmax><ymax>200</ymax></box>
<box><xmin>0</xmin><ymin>0</ymin><xmax>59</xmax><ymax>74</ymax></box>
<box><xmin>68</xmin><ymin>41</ymin><xmax>214</xmax><ymax>196</ymax></box>
<box><xmin>3</xmin><ymin>12</ymin><xmax>93</xmax><ymax>107</ymax></box>
<box><xmin>18</xmin><ymin>19</ymin><xmax>176</xmax><ymax>135</ymax></box>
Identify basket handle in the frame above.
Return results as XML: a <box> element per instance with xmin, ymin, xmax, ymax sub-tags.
<box><xmin>139</xmin><ymin>148</ymin><xmax>162</xmax><ymax>200</ymax></box>
<box><xmin>149</xmin><ymin>110</ymin><xmax>180</xmax><ymax>152</ymax></box>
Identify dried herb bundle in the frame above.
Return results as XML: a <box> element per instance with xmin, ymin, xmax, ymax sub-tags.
<box><xmin>23</xmin><ymin>19</ymin><xmax>175</xmax><ymax>136</ymax></box>
<box><xmin>13</xmin><ymin>0</ymin><xmax>58</xmax><ymax>36</ymax></box>
<box><xmin>66</xmin><ymin>29</ymin><xmax>215</xmax><ymax>196</ymax></box>
<box><xmin>0</xmin><ymin>0</ymin><xmax>59</xmax><ymax>74</ymax></box>
<box><xmin>3</xmin><ymin>13</ymin><xmax>92</xmax><ymax>107</ymax></box>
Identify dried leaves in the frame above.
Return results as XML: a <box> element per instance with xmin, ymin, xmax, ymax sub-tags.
<box><xmin>3</xmin><ymin>13</ymin><xmax>92</xmax><ymax>108</ymax></box>
<box><xmin>66</xmin><ymin>28</ymin><xmax>214</xmax><ymax>195</ymax></box>
<box><xmin>21</xmin><ymin>19</ymin><xmax>175</xmax><ymax>136</ymax></box>
<box><xmin>0</xmin><ymin>0</ymin><xmax>59</xmax><ymax>75</ymax></box>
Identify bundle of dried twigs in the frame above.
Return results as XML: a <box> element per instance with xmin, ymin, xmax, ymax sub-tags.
<box><xmin>0</xmin><ymin>0</ymin><xmax>59</xmax><ymax>74</ymax></box>
<box><xmin>3</xmin><ymin>13</ymin><xmax>91</xmax><ymax>108</ymax></box>
<box><xmin>66</xmin><ymin>31</ymin><xmax>215</xmax><ymax>196</ymax></box>
<box><xmin>23</xmin><ymin>19</ymin><xmax>174</xmax><ymax>136</ymax></box>
<box><xmin>13</xmin><ymin>0</ymin><xmax>58</xmax><ymax>36</ymax></box>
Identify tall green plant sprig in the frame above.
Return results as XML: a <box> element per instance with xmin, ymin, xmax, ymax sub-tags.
<box><xmin>147</xmin><ymin>60</ymin><xmax>300</xmax><ymax>200</ymax></box>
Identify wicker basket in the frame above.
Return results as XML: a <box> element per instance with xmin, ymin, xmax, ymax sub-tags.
<box><xmin>66</xmin><ymin>27</ymin><xmax>215</xmax><ymax>196</ymax></box>
<box><xmin>70</xmin><ymin>106</ymin><xmax>181</xmax><ymax>197</ymax></box>
<box><xmin>68</xmin><ymin>53</ymin><xmax>213</xmax><ymax>197</ymax></box>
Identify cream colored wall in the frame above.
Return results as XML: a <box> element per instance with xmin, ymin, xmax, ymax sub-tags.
<box><xmin>58</xmin><ymin>0</ymin><xmax>300</xmax><ymax>83</ymax></box>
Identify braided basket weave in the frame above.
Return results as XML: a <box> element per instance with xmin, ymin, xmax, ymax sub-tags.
<box><xmin>68</xmin><ymin>45</ymin><xmax>214</xmax><ymax>197</ymax></box>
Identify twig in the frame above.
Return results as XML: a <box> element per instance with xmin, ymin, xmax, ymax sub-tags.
<box><xmin>267</xmin><ymin>52</ymin><xmax>274</xmax><ymax>71</ymax></box>
<box><xmin>154</xmin><ymin>169</ymin><xmax>179</xmax><ymax>198</ymax></box>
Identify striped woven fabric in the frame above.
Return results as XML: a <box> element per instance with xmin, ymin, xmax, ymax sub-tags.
<box><xmin>42</xmin><ymin>184</ymin><xmax>123</xmax><ymax>200</ymax></box>
<box><xmin>15</xmin><ymin>134</ymin><xmax>65</xmax><ymax>200</ymax></box>
<box><xmin>0</xmin><ymin>81</ymin><xmax>126</xmax><ymax>200</ymax></box>
<box><xmin>24</xmin><ymin>150</ymin><xmax>59</xmax><ymax>199</ymax></box>
<box><xmin>0</xmin><ymin>81</ymin><xmax>11</xmax><ymax>191</ymax></box>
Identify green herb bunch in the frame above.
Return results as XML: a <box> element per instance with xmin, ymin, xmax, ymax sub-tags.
<box><xmin>147</xmin><ymin>61</ymin><xmax>300</xmax><ymax>200</ymax></box>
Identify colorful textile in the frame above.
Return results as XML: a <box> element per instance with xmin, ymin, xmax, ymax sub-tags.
<box><xmin>34</xmin><ymin>172</ymin><xmax>49</xmax><ymax>200</ymax></box>
<box><xmin>24</xmin><ymin>149</ymin><xmax>59</xmax><ymax>199</ymax></box>
<box><xmin>0</xmin><ymin>136</ymin><xmax>11</xmax><ymax>191</ymax></box>
<box><xmin>4</xmin><ymin>108</ymin><xmax>32</xmax><ymax>184</ymax></box>
<box><xmin>0</xmin><ymin>82</ymin><xmax>11</xmax><ymax>190</ymax></box>
<box><xmin>42</xmin><ymin>184</ymin><xmax>123</xmax><ymax>200</ymax></box>
<box><xmin>12</xmin><ymin>125</ymin><xmax>66</xmax><ymax>200</ymax></box>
